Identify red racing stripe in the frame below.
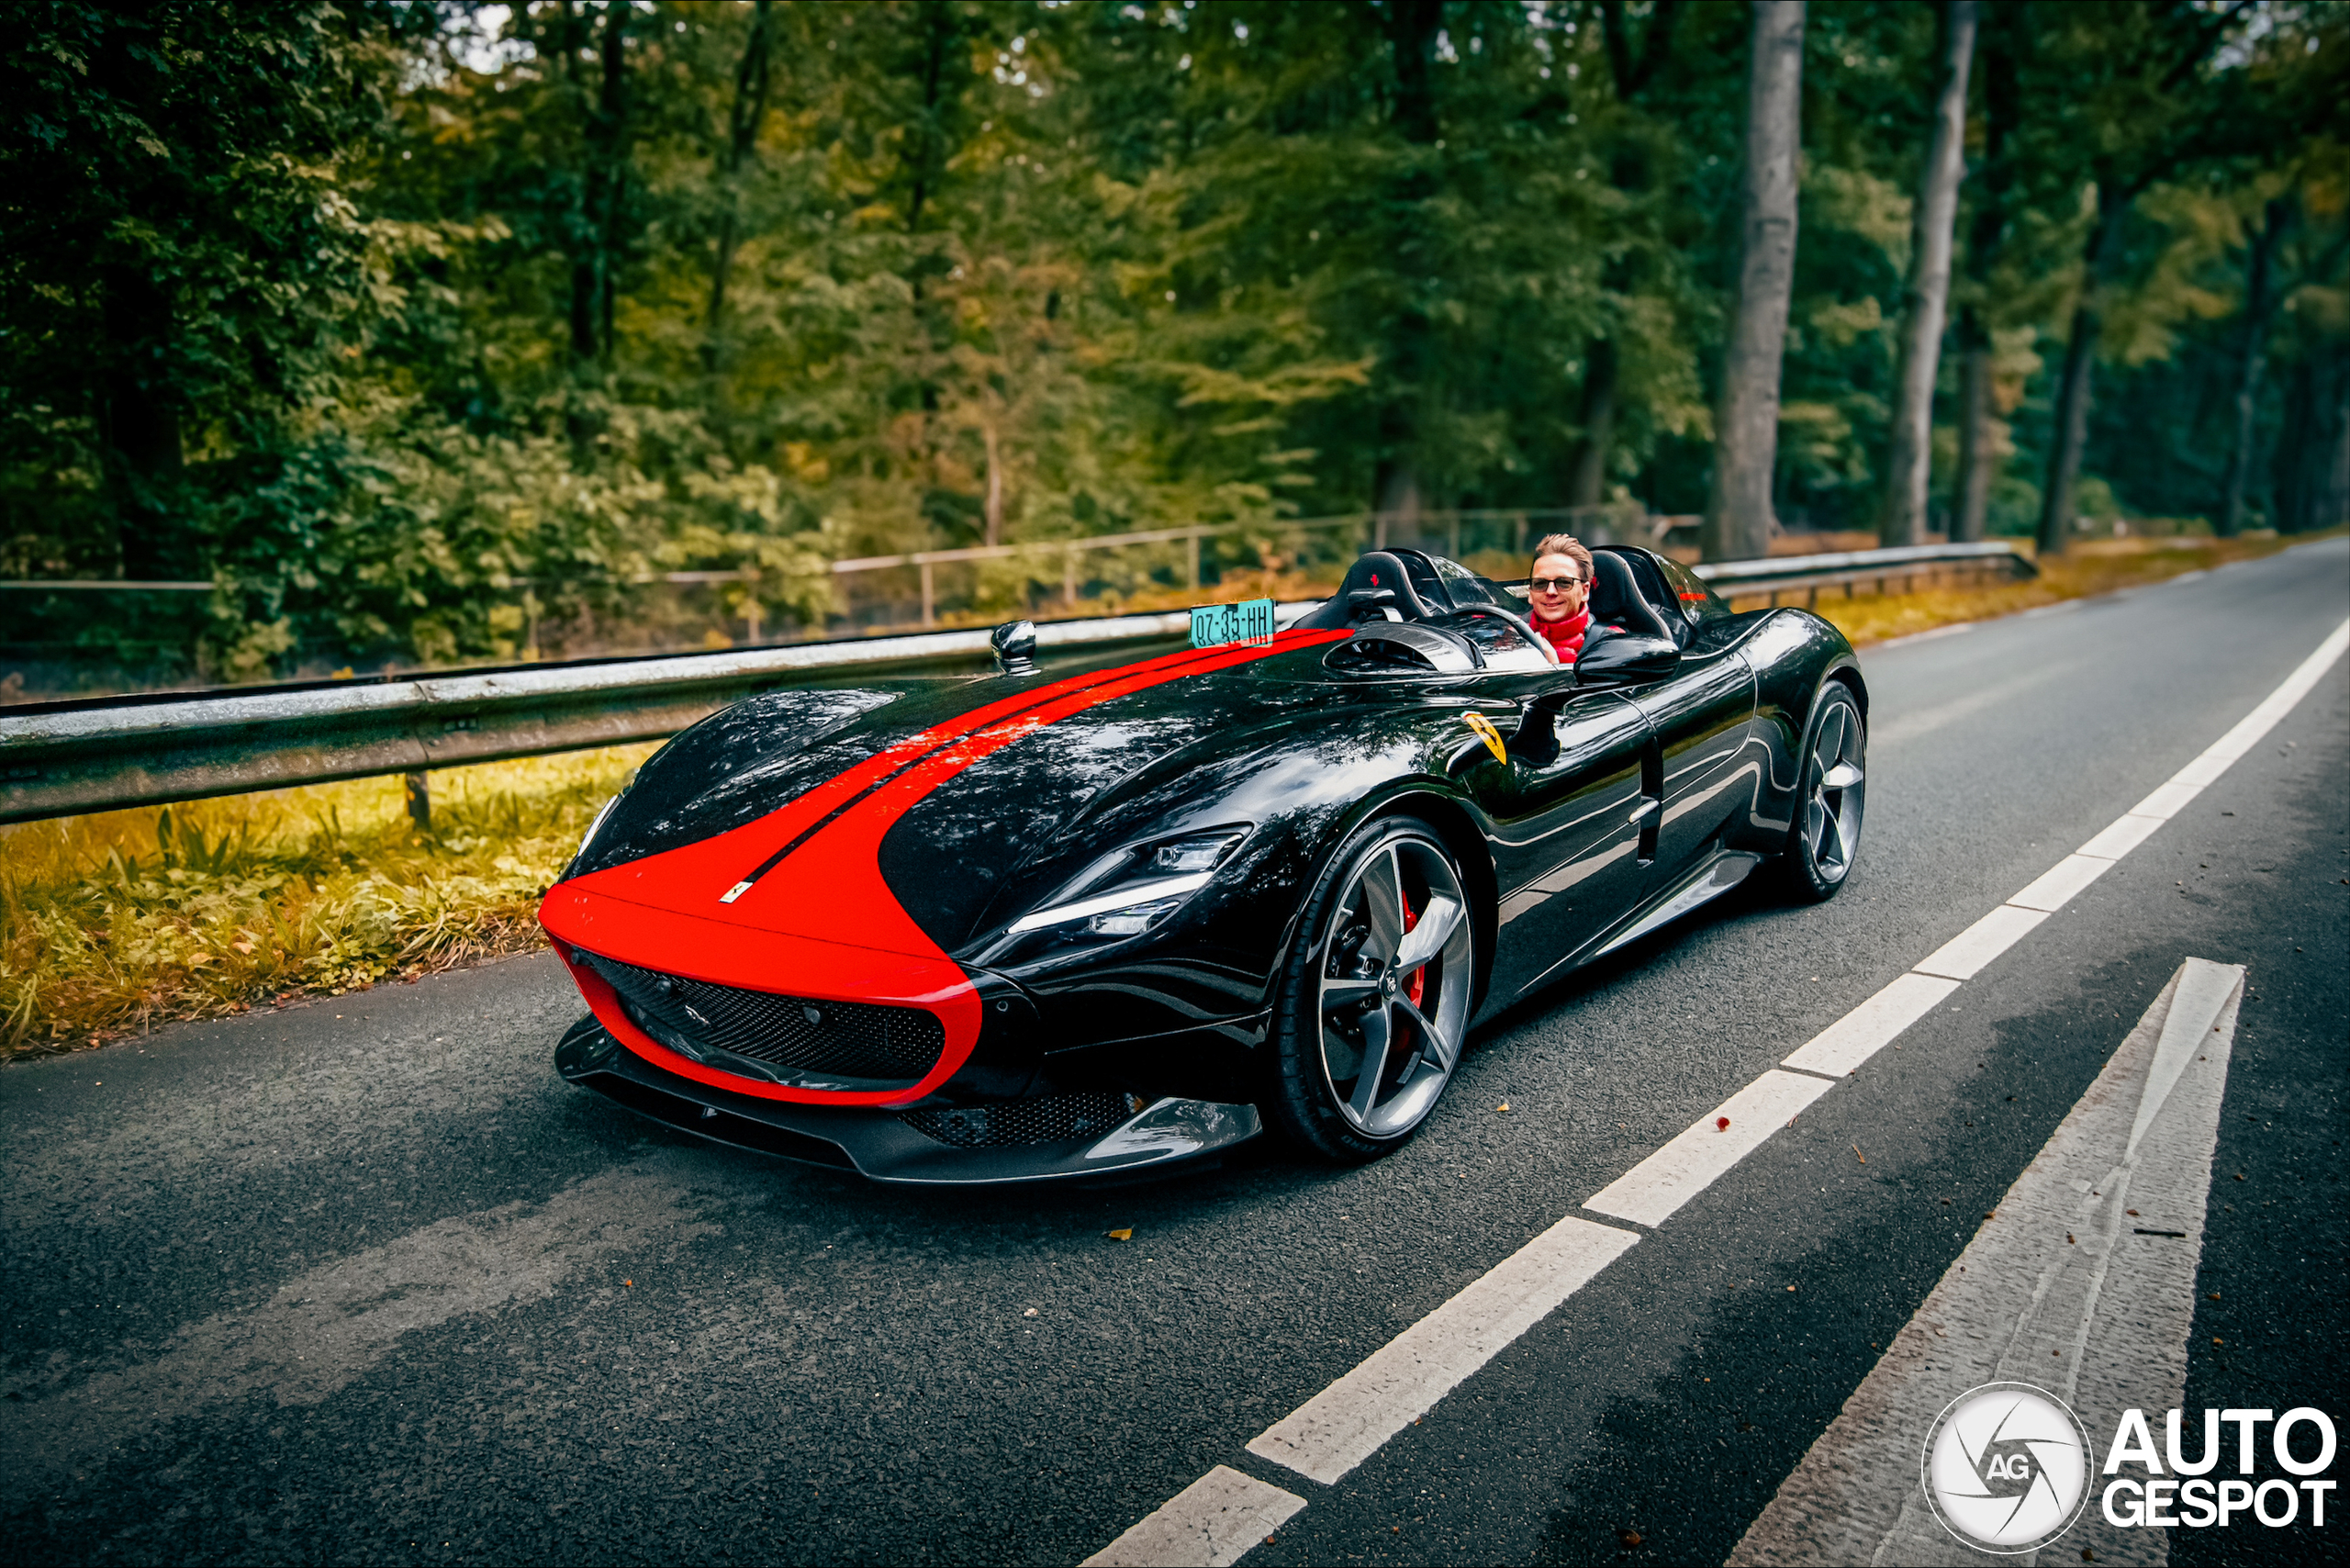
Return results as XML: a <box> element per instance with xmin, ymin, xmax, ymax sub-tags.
<box><xmin>543</xmin><ymin>626</ymin><xmax>1347</xmax><ymax>1105</ymax></box>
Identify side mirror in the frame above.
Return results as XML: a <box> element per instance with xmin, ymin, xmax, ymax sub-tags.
<box><xmin>1576</xmin><ymin>632</ymin><xmax>1680</xmax><ymax>685</ymax></box>
<box><xmin>992</xmin><ymin>620</ymin><xmax>1038</xmax><ymax>677</ymax></box>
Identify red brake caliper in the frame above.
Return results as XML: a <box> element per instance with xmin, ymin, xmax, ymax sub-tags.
<box><xmin>1401</xmin><ymin>893</ymin><xmax>1426</xmax><ymax>1007</ymax></box>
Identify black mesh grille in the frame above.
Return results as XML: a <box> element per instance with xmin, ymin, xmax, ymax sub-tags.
<box><xmin>901</xmin><ymin>1091</ymin><xmax>1145</xmax><ymax>1149</ymax></box>
<box><xmin>579</xmin><ymin>951</ymin><xmax>944</xmax><ymax>1088</ymax></box>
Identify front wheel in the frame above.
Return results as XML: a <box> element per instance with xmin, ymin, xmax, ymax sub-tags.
<box><xmin>1775</xmin><ymin>681</ymin><xmax>1865</xmax><ymax>902</ymax></box>
<box><xmin>1266</xmin><ymin>815</ymin><xmax>1477</xmax><ymax>1162</ymax></box>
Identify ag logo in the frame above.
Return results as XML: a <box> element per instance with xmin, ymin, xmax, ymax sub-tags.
<box><xmin>1462</xmin><ymin>712</ymin><xmax>1508</xmax><ymax>765</ymax></box>
<box><xmin>1920</xmin><ymin>1383</ymin><xmax>2091</xmax><ymax>1553</ymax></box>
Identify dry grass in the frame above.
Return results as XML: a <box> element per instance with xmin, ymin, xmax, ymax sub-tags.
<box><xmin>1774</xmin><ymin>532</ymin><xmax>2340</xmax><ymax>648</ymax></box>
<box><xmin>1</xmin><ymin>745</ymin><xmax>655</xmax><ymax>1060</ymax></box>
<box><xmin>6</xmin><ymin>528</ymin><xmax>2336</xmax><ymax>1061</ymax></box>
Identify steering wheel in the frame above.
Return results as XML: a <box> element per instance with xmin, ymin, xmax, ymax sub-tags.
<box><xmin>1482</xmin><ymin>603</ymin><xmax>1561</xmax><ymax>666</ymax></box>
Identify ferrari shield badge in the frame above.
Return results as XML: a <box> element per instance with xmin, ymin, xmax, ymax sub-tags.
<box><xmin>1190</xmin><ymin>597</ymin><xmax>1277</xmax><ymax>650</ymax></box>
<box><xmin>1464</xmin><ymin>711</ymin><xmax>1508</xmax><ymax>765</ymax></box>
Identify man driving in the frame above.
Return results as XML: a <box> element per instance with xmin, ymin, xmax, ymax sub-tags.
<box><xmin>1525</xmin><ymin>533</ymin><xmax>1614</xmax><ymax>664</ymax></box>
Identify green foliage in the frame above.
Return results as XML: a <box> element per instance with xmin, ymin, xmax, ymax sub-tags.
<box><xmin>3</xmin><ymin>0</ymin><xmax>2344</xmax><ymax>682</ymax></box>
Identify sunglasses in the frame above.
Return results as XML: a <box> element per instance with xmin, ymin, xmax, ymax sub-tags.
<box><xmin>1529</xmin><ymin>576</ymin><xmax>1586</xmax><ymax>592</ymax></box>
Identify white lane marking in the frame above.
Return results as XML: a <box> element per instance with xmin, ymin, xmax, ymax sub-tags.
<box><xmin>1779</xmin><ymin>974</ymin><xmax>1960</xmax><ymax>1080</ymax></box>
<box><xmin>1727</xmin><ymin>959</ymin><xmax>2244</xmax><ymax>1567</ymax></box>
<box><xmin>1244</xmin><ymin>1217</ymin><xmax>1639</xmax><ymax>1485</ymax></box>
<box><xmin>2129</xmin><ymin>957</ymin><xmax>2241</xmax><ymax>1161</ymax></box>
<box><xmin>1908</xmin><ymin>903</ymin><xmax>2049</xmax><ymax>981</ymax></box>
<box><xmin>0</xmin><ymin>1158</ymin><xmax>719</xmax><ymax>1501</ymax></box>
<box><xmin>1081</xmin><ymin>1466</ymin><xmax>1307</xmax><ymax>1568</ymax></box>
<box><xmin>2076</xmin><ymin>811</ymin><xmax>2167</xmax><ymax>860</ymax></box>
<box><xmin>1583</xmin><ymin>1072</ymin><xmax>1839</xmax><ymax>1229</ymax></box>
<box><xmin>2127</xmin><ymin>779</ymin><xmax>2203</xmax><ymax>821</ymax></box>
<box><xmin>2006</xmin><ymin>852</ymin><xmax>2115</xmax><ymax>913</ymax></box>
<box><xmin>1080</xmin><ymin>617</ymin><xmax>2345</xmax><ymax>1566</ymax></box>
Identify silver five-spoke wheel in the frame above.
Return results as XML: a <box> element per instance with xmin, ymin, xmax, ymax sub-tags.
<box><xmin>1784</xmin><ymin>684</ymin><xmax>1865</xmax><ymax>900</ymax></box>
<box><xmin>1312</xmin><ymin>833</ymin><xmax>1474</xmax><ymax>1140</ymax></box>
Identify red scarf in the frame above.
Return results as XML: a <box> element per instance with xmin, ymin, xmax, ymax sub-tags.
<box><xmin>1534</xmin><ymin>607</ymin><xmax>1594</xmax><ymax>663</ymax></box>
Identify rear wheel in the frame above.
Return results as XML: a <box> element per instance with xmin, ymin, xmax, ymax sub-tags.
<box><xmin>1776</xmin><ymin>681</ymin><xmax>1865</xmax><ymax>902</ymax></box>
<box><xmin>1266</xmin><ymin>815</ymin><xmax>1476</xmax><ymax>1162</ymax></box>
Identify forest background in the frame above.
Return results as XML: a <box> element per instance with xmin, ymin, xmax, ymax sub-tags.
<box><xmin>4</xmin><ymin>0</ymin><xmax>2346</xmax><ymax>688</ymax></box>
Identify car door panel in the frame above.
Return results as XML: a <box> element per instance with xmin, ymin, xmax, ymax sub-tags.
<box><xmin>1462</xmin><ymin>686</ymin><xmax>1656</xmax><ymax>1006</ymax></box>
<box><xmin>1625</xmin><ymin>648</ymin><xmax>1759</xmax><ymax>879</ymax></box>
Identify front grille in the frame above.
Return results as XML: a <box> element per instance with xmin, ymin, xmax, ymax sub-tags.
<box><xmin>579</xmin><ymin>951</ymin><xmax>945</xmax><ymax>1088</ymax></box>
<box><xmin>901</xmin><ymin>1091</ymin><xmax>1146</xmax><ymax>1148</ymax></box>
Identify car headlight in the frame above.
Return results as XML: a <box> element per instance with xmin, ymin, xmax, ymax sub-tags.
<box><xmin>576</xmin><ymin>792</ymin><xmax>622</xmax><ymax>862</ymax></box>
<box><xmin>1006</xmin><ymin>829</ymin><xmax>1248</xmax><ymax>938</ymax></box>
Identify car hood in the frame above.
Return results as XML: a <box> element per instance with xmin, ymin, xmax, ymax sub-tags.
<box><xmin>552</xmin><ymin>631</ymin><xmax>1351</xmax><ymax>961</ymax></box>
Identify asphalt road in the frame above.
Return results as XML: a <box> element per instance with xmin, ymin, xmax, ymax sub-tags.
<box><xmin>5</xmin><ymin>538</ymin><xmax>2344</xmax><ymax>1567</ymax></box>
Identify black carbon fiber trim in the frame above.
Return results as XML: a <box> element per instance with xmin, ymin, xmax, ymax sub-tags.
<box><xmin>579</xmin><ymin>951</ymin><xmax>944</xmax><ymax>1087</ymax></box>
<box><xmin>900</xmin><ymin>1090</ymin><xmax>1145</xmax><ymax>1148</ymax></box>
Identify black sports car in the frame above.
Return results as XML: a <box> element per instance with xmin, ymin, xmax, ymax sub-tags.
<box><xmin>542</xmin><ymin>544</ymin><xmax>1866</xmax><ymax>1182</ymax></box>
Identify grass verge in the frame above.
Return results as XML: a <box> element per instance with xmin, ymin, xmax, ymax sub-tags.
<box><xmin>5</xmin><ymin>529</ymin><xmax>2335</xmax><ymax>1061</ymax></box>
<box><xmin>1</xmin><ymin>746</ymin><xmax>654</xmax><ymax>1059</ymax></box>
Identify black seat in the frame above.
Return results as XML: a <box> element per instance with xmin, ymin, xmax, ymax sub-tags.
<box><xmin>1299</xmin><ymin>551</ymin><xmax>1448</xmax><ymax>626</ymax></box>
<box><xmin>1588</xmin><ymin>551</ymin><xmax>1673</xmax><ymax>641</ymax></box>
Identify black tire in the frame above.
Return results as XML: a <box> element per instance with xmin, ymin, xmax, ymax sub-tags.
<box><xmin>1774</xmin><ymin>680</ymin><xmax>1866</xmax><ymax>902</ymax></box>
<box><xmin>1265</xmin><ymin>814</ymin><xmax>1477</xmax><ymax>1162</ymax></box>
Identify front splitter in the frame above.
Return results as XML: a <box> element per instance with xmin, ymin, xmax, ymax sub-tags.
<box><xmin>554</xmin><ymin>1016</ymin><xmax>1260</xmax><ymax>1185</ymax></box>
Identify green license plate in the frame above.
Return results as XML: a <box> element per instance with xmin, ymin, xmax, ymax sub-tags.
<box><xmin>1189</xmin><ymin>597</ymin><xmax>1277</xmax><ymax>649</ymax></box>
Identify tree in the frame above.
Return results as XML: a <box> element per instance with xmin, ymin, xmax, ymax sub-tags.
<box><xmin>1876</xmin><ymin>1</ymin><xmax>1976</xmax><ymax>546</ymax></box>
<box><xmin>2218</xmin><ymin>194</ymin><xmax>2288</xmax><ymax>534</ymax></box>
<box><xmin>1949</xmin><ymin>3</ymin><xmax>2020</xmax><ymax>544</ymax></box>
<box><xmin>1703</xmin><ymin>0</ymin><xmax>1806</xmax><ymax>563</ymax></box>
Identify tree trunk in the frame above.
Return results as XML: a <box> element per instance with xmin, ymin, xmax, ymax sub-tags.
<box><xmin>2037</xmin><ymin>184</ymin><xmax>2126</xmax><ymax>556</ymax></box>
<box><xmin>1950</xmin><ymin>308</ymin><xmax>1995</xmax><ymax>542</ymax></box>
<box><xmin>2218</xmin><ymin>196</ymin><xmax>2288</xmax><ymax>536</ymax></box>
<box><xmin>98</xmin><ymin>264</ymin><xmax>186</xmax><ymax>581</ymax></box>
<box><xmin>1948</xmin><ymin>8</ymin><xmax>2017</xmax><ymax>547</ymax></box>
<box><xmin>2275</xmin><ymin>341</ymin><xmax>2350</xmax><ymax>533</ymax></box>
<box><xmin>1703</xmin><ymin>0</ymin><xmax>1806</xmax><ymax>564</ymax></box>
<box><xmin>1567</xmin><ymin>338</ymin><xmax>1618</xmax><ymax>507</ymax></box>
<box><xmin>703</xmin><ymin>0</ymin><xmax>775</xmax><ymax>375</ymax></box>
<box><xmin>982</xmin><ymin>424</ymin><xmax>1005</xmax><ymax>547</ymax></box>
<box><xmin>570</xmin><ymin>3</ymin><xmax>628</xmax><ymax>366</ymax></box>
<box><xmin>1877</xmin><ymin>1</ymin><xmax>1976</xmax><ymax>547</ymax></box>
<box><xmin>1373</xmin><ymin>0</ymin><xmax>1443</xmax><ymax>528</ymax></box>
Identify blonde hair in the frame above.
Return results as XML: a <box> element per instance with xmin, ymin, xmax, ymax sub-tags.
<box><xmin>1529</xmin><ymin>533</ymin><xmax>1594</xmax><ymax>583</ymax></box>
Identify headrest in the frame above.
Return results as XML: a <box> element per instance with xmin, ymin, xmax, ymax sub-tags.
<box><xmin>1587</xmin><ymin>551</ymin><xmax>1673</xmax><ymax>640</ymax></box>
<box><xmin>1331</xmin><ymin>551</ymin><xmax>1443</xmax><ymax>622</ymax></box>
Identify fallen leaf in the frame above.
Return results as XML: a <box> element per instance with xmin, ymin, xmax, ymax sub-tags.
<box><xmin>2212</xmin><ymin>1337</ymin><xmax>2224</xmax><ymax>1345</ymax></box>
<box><xmin>187</xmin><ymin>953</ymin><xmax>214</xmax><ymax>967</ymax></box>
<box><xmin>1715</xmin><ymin>1116</ymin><xmax>1731</xmax><ymax>1131</ymax></box>
<box><xmin>2067</xmin><ymin>1233</ymin><xmax>2076</xmax><ymax>1245</ymax></box>
<box><xmin>232</xmin><ymin>941</ymin><xmax>256</xmax><ymax>955</ymax></box>
<box><xmin>2126</xmin><ymin>1209</ymin><xmax>2139</xmax><ymax>1216</ymax></box>
<box><xmin>1852</xmin><ymin>1142</ymin><xmax>1865</xmax><ymax>1164</ymax></box>
<box><xmin>1496</xmin><ymin>1102</ymin><xmax>1511</xmax><ymax>1113</ymax></box>
<box><xmin>1105</xmin><ymin>1228</ymin><xmax>1133</xmax><ymax>1241</ymax></box>
<box><xmin>1786</xmin><ymin>1284</ymin><xmax>1796</xmax><ymax>1292</ymax></box>
<box><xmin>623</xmin><ymin>1280</ymin><xmax>632</xmax><ymax>1287</ymax></box>
<box><xmin>1023</xmin><ymin>1307</ymin><xmax>1039</xmax><ymax>1317</ymax></box>
<box><xmin>1618</xmin><ymin>1529</ymin><xmax>1642</xmax><ymax>1547</ymax></box>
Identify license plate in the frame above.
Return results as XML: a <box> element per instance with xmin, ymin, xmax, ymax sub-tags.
<box><xmin>1189</xmin><ymin>597</ymin><xmax>1276</xmax><ymax>650</ymax></box>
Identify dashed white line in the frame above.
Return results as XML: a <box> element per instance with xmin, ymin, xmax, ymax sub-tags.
<box><xmin>1778</xmin><ymin>973</ymin><xmax>1959</xmax><ymax>1080</ymax></box>
<box><xmin>1583</xmin><ymin>1071</ymin><xmax>1838</xmax><ymax>1229</ymax></box>
<box><xmin>1080</xmin><ymin>1467</ymin><xmax>1307</xmax><ymax>1568</ymax></box>
<box><xmin>1244</xmin><ymin>1215</ymin><xmax>1638</xmax><ymax>1485</ymax></box>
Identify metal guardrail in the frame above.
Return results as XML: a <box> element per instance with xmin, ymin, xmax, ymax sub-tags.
<box><xmin>0</xmin><ymin>605</ymin><xmax>1319</xmax><ymax>826</ymax></box>
<box><xmin>0</xmin><ymin>542</ymin><xmax>2030</xmax><ymax>826</ymax></box>
<box><xmin>1691</xmin><ymin>541</ymin><xmax>2033</xmax><ymax>607</ymax></box>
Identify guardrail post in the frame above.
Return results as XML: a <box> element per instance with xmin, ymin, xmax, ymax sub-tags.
<box><xmin>403</xmin><ymin>772</ymin><xmax>431</xmax><ymax>831</ymax></box>
<box><xmin>920</xmin><ymin>561</ymin><xmax>935</xmax><ymax>628</ymax></box>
